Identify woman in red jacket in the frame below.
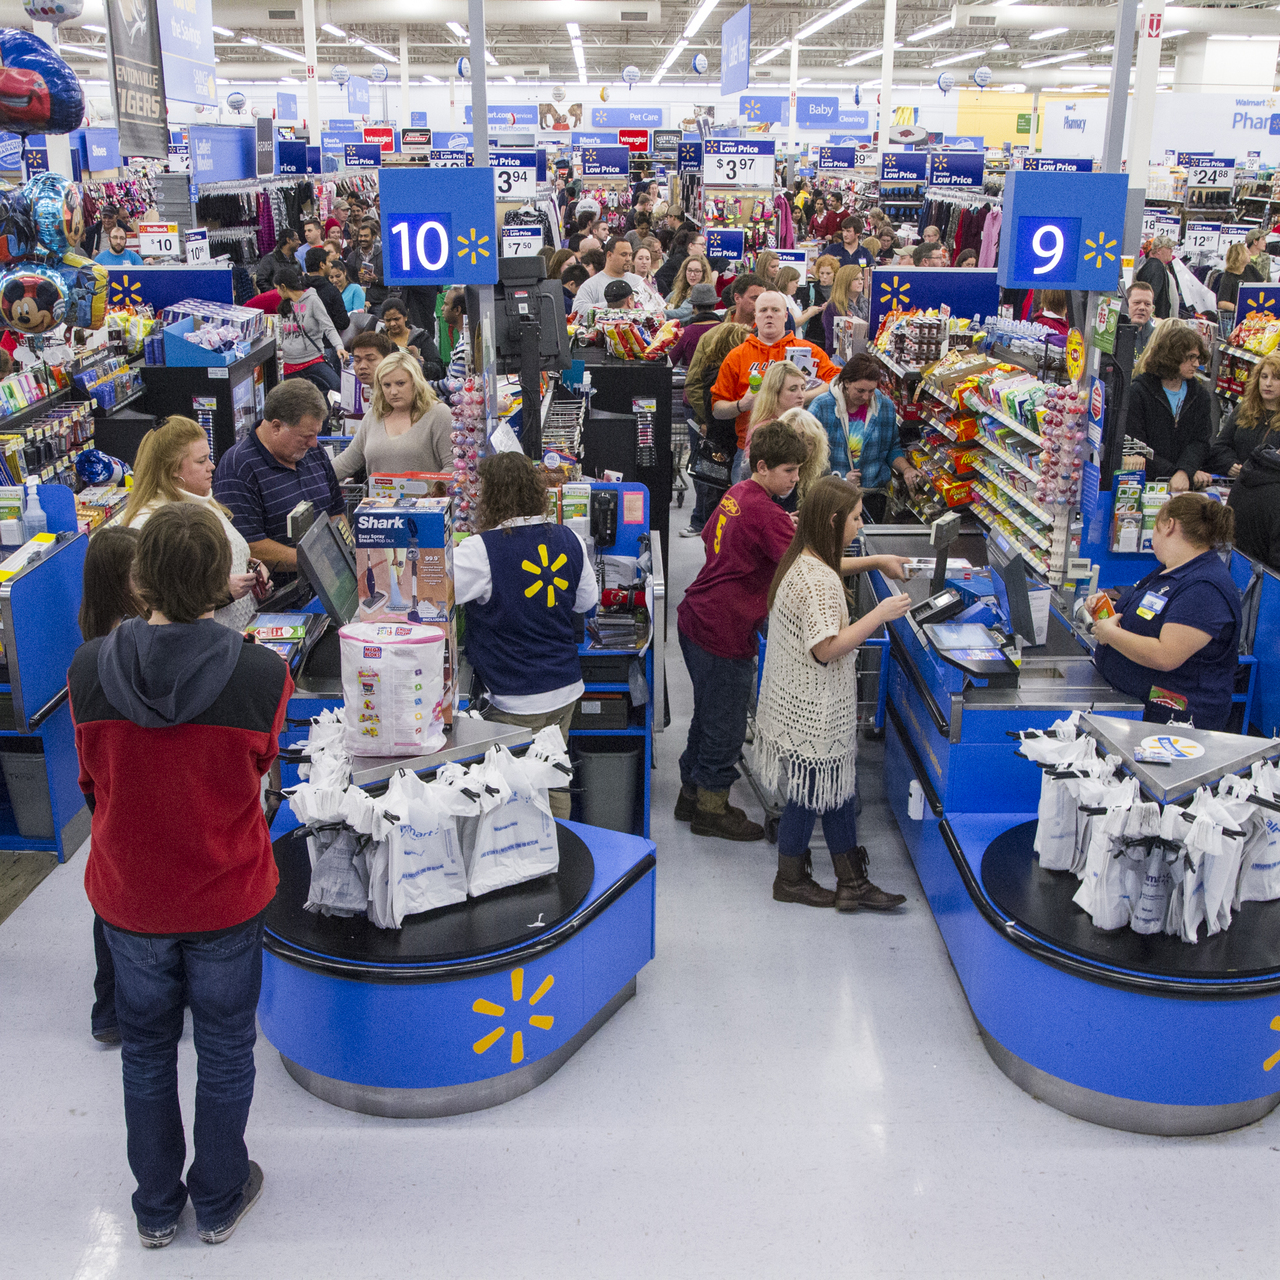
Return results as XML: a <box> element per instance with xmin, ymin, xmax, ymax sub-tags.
<box><xmin>69</xmin><ymin>504</ymin><xmax>292</xmax><ymax>1251</ymax></box>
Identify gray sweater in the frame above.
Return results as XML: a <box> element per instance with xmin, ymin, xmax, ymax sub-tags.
<box><xmin>332</xmin><ymin>403</ymin><xmax>454</xmax><ymax>480</ymax></box>
<box><xmin>279</xmin><ymin>289</ymin><xmax>342</xmax><ymax>368</ymax></box>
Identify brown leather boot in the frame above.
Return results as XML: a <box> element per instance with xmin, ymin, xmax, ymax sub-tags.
<box><xmin>772</xmin><ymin>851</ymin><xmax>836</xmax><ymax>907</ymax></box>
<box><xmin>674</xmin><ymin>783</ymin><xmax>697</xmax><ymax>823</ymax></box>
<box><xmin>831</xmin><ymin>847</ymin><xmax>906</xmax><ymax>912</ymax></box>
<box><xmin>690</xmin><ymin>788</ymin><xmax>764</xmax><ymax>841</ymax></box>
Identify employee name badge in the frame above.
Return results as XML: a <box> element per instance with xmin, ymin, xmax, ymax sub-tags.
<box><xmin>1135</xmin><ymin>590</ymin><xmax>1167</xmax><ymax>621</ymax></box>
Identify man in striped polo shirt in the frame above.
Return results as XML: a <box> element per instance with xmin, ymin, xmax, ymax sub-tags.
<box><xmin>212</xmin><ymin>380</ymin><xmax>346</xmax><ymax>579</ymax></box>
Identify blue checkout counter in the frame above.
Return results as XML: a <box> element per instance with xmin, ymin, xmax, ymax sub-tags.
<box><xmin>865</xmin><ymin>525</ymin><xmax>1280</xmax><ymax>1135</ymax></box>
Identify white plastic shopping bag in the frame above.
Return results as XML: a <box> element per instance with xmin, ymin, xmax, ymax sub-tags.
<box><xmin>382</xmin><ymin>768</ymin><xmax>479</xmax><ymax>922</ymax></box>
<box><xmin>1238</xmin><ymin>762</ymin><xmax>1280</xmax><ymax>903</ymax></box>
<box><xmin>465</xmin><ymin>744</ymin><xmax>562</xmax><ymax>897</ymax></box>
<box><xmin>1072</xmin><ymin>776</ymin><xmax>1140</xmax><ymax>927</ymax></box>
<box><xmin>1033</xmin><ymin>735</ymin><xmax>1098</xmax><ymax>872</ymax></box>
<box><xmin>1130</xmin><ymin>805</ymin><xmax>1182</xmax><ymax>936</ymax></box>
<box><xmin>340</xmin><ymin>621</ymin><xmax>446</xmax><ymax>758</ymax></box>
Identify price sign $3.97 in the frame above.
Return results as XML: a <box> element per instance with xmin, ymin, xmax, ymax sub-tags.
<box><xmin>704</xmin><ymin>152</ymin><xmax>763</xmax><ymax>186</ymax></box>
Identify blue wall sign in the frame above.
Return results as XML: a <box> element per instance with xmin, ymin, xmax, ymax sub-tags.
<box><xmin>306</xmin><ymin>146</ymin><xmax>321</xmax><ymax>175</ymax></box>
<box><xmin>881</xmin><ymin>152</ymin><xmax>927</xmax><ymax>182</ymax></box>
<box><xmin>796</xmin><ymin>96</ymin><xmax>840</xmax><ymax>129</ymax></box>
<box><xmin>345</xmin><ymin>144</ymin><xmax>382</xmax><ymax>168</ymax></box>
<box><xmin>818</xmin><ymin>146</ymin><xmax>865</xmax><ymax>171</ymax></box>
<box><xmin>411</xmin><ymin>112</ymin><xmax>428</xmax><ymax>128</ymax></box>
<box><xmin>705</xmin><ymin>228</ymin><xmax>746</xmax><ymax>260</ymax></box>
<box><xmin>592</xmin><ymin>106</ymin><xmax>664</xmax><ymax>128</ymax></box>
<box><xmin>927</xmin><ymin>151</ymin><xmax>984</xmax><ymax>188</ymax></box>
<box><xmin>379</xmin><ymin>168</ymin><xmax>498</xmax><ymax>286</ymax></box>
<box><xmin>321</xmin><ymin>130</ymin><xmax>361</xmax><ymax>153</ymax></box>
<box><xmin>740</xmin><ymin>95</ymin><xmax>787</xmax><ymax>125</ymax></box>
<box><xmin>329</xmin><ymin>117</ymin><xmax>355</xmax><ymax>130</ymax></box>
<box><xmin>720</xmin><ymin>4</ymin><xmax>751</xmax><ymax>96</ymax></box>
<box><xmin>838</xmin><ymin>108</ymin><xmax>870</xmax><ymax>129</ymax></box>
<box><xmin>1238</xmin><ymin>283</ymin><xmax>1280</xmax><ymax>320</ymax></box>
<box><xmin>580</xmin><ymin>145</ymin><xmax>629</xmax><ymax>177</ymax></box>
<box><xmin>997</xmin><ymin>170</ymin><xmax>1129</xmax><ymax>291</ymax></box>
<box><xmin>189</xmin><ymin>125</ymin><xmax>255</xmax><ymax>181</ymax></box>
<box><xmin>678</xmin><ymin>141</ymin><xmax>703</xmax><ymax>172</ymax></box>
<box><xmin>440</xmin><ymin>131</ymin><xmax>474</xmax><ymax>149</ymax></box>
<box><xmin>464</xmin><ymin>104</ymin><xmax>540</xmax><ymax>130</ymax></box>
<box><xmin>156</xmin><ymin>0</ymin><xmax>217</xmax><ymax>105</ymax></box>
<box><xmin>277</xmin><ymin>92</ymin><xmax>298</xmax><ymax>121</ymax></box>
<box><xmin>277</xmin><ymin>140</ymin><xmax>307</xmax><ymax>174</ymax></box>
<box><xmin>571</xmin><ymin>132</ymin><xmax>617</xmax><ymax>147</ymax></box>
<box><xmin>347</xmin><ymin>76</ymin><xmax>370</xmax><ymax>114</ymax></box>
<box><xmin>429</xmin><ymin>150</ymin><xmax>473</xmax><ymax>167</ymax></box>
<box><xmin>869</xmin><ymin>266</ymin><xmax>999</xmax><ymax>334</ymax></box>
<box><xmin>24</xmin><ymin>147</ymin><xmax>48</xmax><ymax>174</ymax></box>
<box><xmin>1021</xmin><ymin>156</ymin><xmax>1093</xmax><ymax>173</ymax></box>
<box><xmin>73</xmin><ymin>126</ymin><xmax>122</xmax><ymax>171</ymax></box>
<box><xmin>0</xmin><ymin>132</ymin><xmax>21</xmax><ymax>170</ymax></box>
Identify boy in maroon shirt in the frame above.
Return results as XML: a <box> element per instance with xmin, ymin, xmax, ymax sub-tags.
<box><xmin>676</xmin><ymin>420</ymin><xmax>912</xmax><ymax>839</ymax></box>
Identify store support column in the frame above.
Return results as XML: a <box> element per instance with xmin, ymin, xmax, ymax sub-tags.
<box><xmin>469</xmin><ymin>0</ymin><xmax>498</xmax><ymax>411</ymax></box>
<box><xmin>1123</xmin><ymin>0</ymin><xmax>1168</xmax><ymax>257</ymax></box>
<box><xmin>302</xmin><ymin>0</ymin><xmax>319</xmax><ymax>142</ymax></box>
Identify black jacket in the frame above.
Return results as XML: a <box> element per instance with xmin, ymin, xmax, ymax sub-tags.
<box><xmin>1134</xmin><ymin>255</ymin><xmax>1176</xmax><ymax>319</ymax></box>
<box><xmin>1228</xmin><ymin>446</ymin><xmax>1280</xmax><ymax>570</ymax></box>
<box><xmin>1207</xmin><ymin>404</ymin><xmax>1277</xmax><ymax>475</ymax></box>
<box><xmin>1124</xmin><ymin>372</ymin><xmax>1213</xmax><ymax>479</ymax></box>
<box><xmin>255</xmin><ymin>248</ymin><xmax>296</xmax><ymax>291</ymax></box>
<box><xmin>1216</xmin><ymin>264</ymin><xmax>1264</xmax><ymax>308</ymax></box>
<box><xmin>303</xmin><ymin>273</ymin><xmax>349</xmax><ymax>336</ymax></box>
<box><xmin>655</xmin><ymin>251</ymin><xmax>684</xmax><ymax>300</ymax></box>
<box><xmin>345</xmin><ymin>244</ymin><xmax>387</xmax><ymax>307</ymax></box>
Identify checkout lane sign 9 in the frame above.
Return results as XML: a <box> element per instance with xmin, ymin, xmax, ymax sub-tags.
<box><xmin>380</xmin><ymin>168</ymin><xmax>499</xmax><ymax>286</ymax></box>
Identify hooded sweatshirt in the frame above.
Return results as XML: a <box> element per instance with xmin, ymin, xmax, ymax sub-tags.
<box><xmin>69</xmin><ymin>618</ymin><xmax>293</xmax><ymax>935</ymax></box>
<box><xmin>1228</xmin><ymin>446</ymin><xmax>1280</xmax><ymax>572</ymax></box>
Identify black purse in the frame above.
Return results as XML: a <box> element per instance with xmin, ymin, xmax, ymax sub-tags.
<box><xmin>690</xmin><ymin>431</ymin><xmax>733</xmax><ymax>491</ymax></box>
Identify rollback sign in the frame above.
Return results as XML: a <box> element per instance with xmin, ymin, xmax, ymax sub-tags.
<box><xmin>107</xmin><ymin>0</ymin><xmax>169</xmax><ymax>158</ymax></box>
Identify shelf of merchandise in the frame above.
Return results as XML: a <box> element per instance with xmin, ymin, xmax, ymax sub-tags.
<box><xmin>968</xmin><ymin>495</ymin><xmax>1050</xmax><ymax>574</ymax></box>
<box><xmin>874</xmin><ymin>349</ymin><xmax>923</xmax><ymax>380</ymax></box>
<box><xmin>976</xmin><ymin>431</ymin><xmax>1041</xmax><ymax>487</ymax></box>
<box><xmin>920</xmin><ymin>382</ymin><xmax>958</xmax><ymax>413</ymax></box>
<box><xmin>961</xmin><ymin>390</ymin><xmax>1043</xmax><ymax>448</ymax></box>
<box><xmin>970</xmin><ymin>481</ymin><xmax>1052</xmax><ymax>551</ymax></box>
<box><xmin>1222</xmin><ymin>345</ymin><xmax>1262</xmax><ymax>365</ymax></box>
<box><xmin>967</xmin><ymin>455</ymin><xmax>1052</xmax><ymax>525</ymax></box>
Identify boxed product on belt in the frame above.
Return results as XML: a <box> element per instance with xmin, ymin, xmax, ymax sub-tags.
<box><xmin>352</xmin><ymin>495</ymin><xmax>457</xmax><ymax>723</ymax></box>
<box><xmin>75</xmin><ymin>484</ymin><xmax>130</xmax><ymax>531</ymax></box>
<box><xmin>368</xmin><ymin>471</ymin><xmax>454</xmax><ymax>500</ymax></box>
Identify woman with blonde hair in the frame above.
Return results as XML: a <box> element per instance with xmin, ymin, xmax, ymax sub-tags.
<box><xmin>1216</xmin><ymin>240</ymin><xmax>1264</xmax><ymax>311</ymax></box>
<box><xmin>123</xmin><ymin>417</ymin><xmax>265</xmax><ymax>631</ymax></box>
<box><xmin>822</xmin><ymin>263</ymin><xmax>870</xmax><ymax>349</ymax></box>
<box><xmin>664</xmin><ymin>254</ymin><xmax>712</xmax><ymax>321</ymax></box>
<box><xmin>778</xmin><ymin>406</ymin><xmax>831</xmax><ymax>503</ymax></box>
<box><xmin>802</xmin><ymin>253</ymin><xmax>840</xmax><ymax>346</ymax></box>
<box><xmin>333</xmin><ymin>348</ymin><xmax>453</xmax><ymax>481</ymax></box>
<box><xmin>1205</xmin><ymin>351</ymin><xmax>1280</xmax><ymax>480</ymax></box>
<box><xmin>746</xmin><ymin>361</ymin><xmax>808</xmax><ymax>452</ymax></box>
<box><xmin>754</xmin><ymin>250</ymin><xmax>781</xmax><ymax>287</ymax></box>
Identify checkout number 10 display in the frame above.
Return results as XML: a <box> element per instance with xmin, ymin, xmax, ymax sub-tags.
<box><xmin>997</xmin><ymin>171</ymin><xmax>1129</xmax><ymax>293</ymax></box>
<box><xmin>379</xmin><ymin>168</ymin><xmax>500</xmax><ymax>287</ymax></box>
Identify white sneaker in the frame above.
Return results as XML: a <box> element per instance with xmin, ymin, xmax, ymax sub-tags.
<box><xmin>680</xmin><ymin>525</ymin><xmax>703</xmax><ymax>538</ymax></box>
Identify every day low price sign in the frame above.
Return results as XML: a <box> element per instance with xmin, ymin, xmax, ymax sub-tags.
<box><xmin>491</xmin><ymin>151</ymin><xmax>537</xmax><ymax>200</ymax></box>
<box><xmin>1021</xmin><ymin>156</ymin><xmax>1093</xmax><ymax>173</ymax></box>
<box><xmin>580</xmin><ymin>146</ymin><xmax>628</xmax><ymax>178</ymax></box>
<box><xmin>705</xmin><ymin>228</ymin><xmax>746</xmax><ymax>260</ymax></box>
<box><xmin>880</xmin><ymin>152</ymin><xmax>927</xmax><ymax>183</ymax></box>
<box><xmin>430</xmin><ymin>150</ymin><xmax>472</xmax><ymax>167</ymax></box>
<box><xmin>678</xmin><ymin>142</ymin><xmax>703</xmax><ymax>172</ymax></box>
<box><xmin>927</xmin><ymin>152</ymin><xmax>984</xmax><ymax>189</ymax></box>
<box><xmin>703</xmin><ymin>138</ymin><xmax>774</xmax><ymax>186</ymax></box>
<box><xmin>817</xmin><ymin>146</ymin><xmax>864</xmax><ymax>173</ymax></box>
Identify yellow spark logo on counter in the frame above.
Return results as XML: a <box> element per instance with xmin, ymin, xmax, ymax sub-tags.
<box><xmin>472</xmin><ymin>968</ymin><xmax>555</xmax><ymax>1065</ymax></box>
<box><xmin>1083</xmin><ymin>231</ymin><xmax>1117</xmax><ymax>269</ymax></box>
<box><xmin>108</xmin><ymin>274</ymin><xmax>144</xmax><ymax>307</ymax></box>
<box><xmin>880</xmin><ymin>275</ymin><xmax>911</xmax><ymax>311</ymax></box>
<box><xmin>457</xmin><ymin>227</ymin><xmax>490</xmax><ymax>265</ymax></box>
<box><xmin>1264</xmin><ymin>1015</ymin><xmax>1280</xmax><ymax>1071</ymax></box>
<box><xmin>522</xmin><ymin>543</ymin><xmax>569</xmax><ymax>607</ymax></box>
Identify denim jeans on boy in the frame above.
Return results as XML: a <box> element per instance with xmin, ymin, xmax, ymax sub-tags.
<box><xmin>104</xmin><ymin>916</ymin><xmax>264</xmax><ymax>1233</ymax></box>
<box><xmin>679</xmin><ymin>629</ymin><xmax>756</xmax><ymax>792</ymax></box>
<box><xmin>92</xmin><ymin>913</ymin><xmax>117</xmax><ymax>1037</ymax></box>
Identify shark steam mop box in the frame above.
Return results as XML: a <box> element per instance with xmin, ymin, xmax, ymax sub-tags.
<box><xmin>353</xmin><ymin>496</ymin><xmax>457</xmax><ymax>722</ymax></box>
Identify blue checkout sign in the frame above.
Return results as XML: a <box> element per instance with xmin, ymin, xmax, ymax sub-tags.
<box><xmin>997</xmin><ymin>170</ymin><xmax>1128</xmax><ymax>292</ymax></box>
<box><xmin>379</xmin><ymin>168</ymin><xmax>498</xmax><ymax>286</ymax></box>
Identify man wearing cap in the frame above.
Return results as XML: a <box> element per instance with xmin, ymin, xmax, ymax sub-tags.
<box><xmin>603</xmin><ymin>279</ymin><xmax>637</xmax><ymax>309</ymax></box>
<box><xmin>569</xmin><ymin>237</ymin><xmax>649</xmax><ymax>316</ymax></box>
<box><xmin>1134</xmin><ymin>236</ymin><xmax>1181</xmax><ymax>320</ymax></box>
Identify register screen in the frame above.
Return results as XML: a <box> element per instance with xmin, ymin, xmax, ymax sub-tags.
<box><xmin>930</xmin><ymin>623</ymin><xmax>1000</xmax><ymax>650</ymax></box>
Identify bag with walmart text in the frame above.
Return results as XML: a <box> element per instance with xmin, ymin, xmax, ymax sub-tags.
<box><xmin>1237</xmin><ymin>761</ymin><xmax>1280</xmax><ymax>903</ymax></box>
<box><xmin>464</xmin><ymin>730</ymin><xmax>572</xmax><ymax>897</ymax></box>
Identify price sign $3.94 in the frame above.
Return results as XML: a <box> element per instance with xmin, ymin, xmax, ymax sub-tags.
<box><xmin>492</xmin><ymin>162</ymin><xmax>535</xmax><ymax>200</ymax></box>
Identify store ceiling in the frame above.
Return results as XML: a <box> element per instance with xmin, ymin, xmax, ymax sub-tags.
<box><xmin>27</xmin><ymin>0</ymin><xmax>1280</xmax><ymax>88</ymax></box>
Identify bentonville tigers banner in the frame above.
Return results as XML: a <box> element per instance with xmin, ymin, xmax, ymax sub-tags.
<box><xmin>106</xmin><ymin>0</ymin><xmax>168</xmax><ymax>159</ymax></box>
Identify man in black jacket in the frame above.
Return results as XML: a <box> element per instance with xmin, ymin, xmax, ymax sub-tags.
<box><xmin>1134</xmin><ymin>237</ymin><xmax>1180</xmax><ymax>319</ymax></box>
<box><xmin>255</xmin><ymin>229</ymin><xmax>301</xmax><ymax>291</ymax></box>
<box><xmin>345</xmin><ymin>220</ymin><xmax>386</xmax><ymax>309</ymax></box>
<box><xmin>1228</xmin><ymin>446</ymin><xmax>1280</xmax><ymax>570</ymax></box>
<box><xmin>302</xmin><ymin>246</ymin><xmax>349</xmax><ymax>335</ymax></box>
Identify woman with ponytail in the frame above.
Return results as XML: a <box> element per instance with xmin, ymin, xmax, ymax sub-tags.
<box><xmin>1089</xmin><ymin>493</ymin><xmax>1242</xmax><ymax>729</ymax></box>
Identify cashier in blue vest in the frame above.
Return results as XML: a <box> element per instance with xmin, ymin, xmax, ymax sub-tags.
<box><xmin>1088</xmin><ymin>493</ymin><xmax>1241</xmax><ymax>730</ymax></box>
<box><xmin>454</xmin><ymin>452</ymin><xmax>600</xmax><ymax>819</ymax></box>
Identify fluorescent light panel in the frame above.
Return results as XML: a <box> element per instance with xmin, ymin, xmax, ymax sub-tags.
<box><xmin>70</xmin><ymin>45</ymin><xmax>108</xmax><ymax>58</ymax></box>
<box><xmin>682</xmin><ymin>0</ymin><xmax>723</xmax><ymax>40</ymax></box>
<box><xmin>82</xmin><ymin>22</ymin><xmax>106</xmax><ymax>33</ymax></box>
<box><xmin>321</xmin><ymin>23</ymin><xmax>345</xmax><ymax>37</ymax></box>
<box><xmin>447</xmin><ymin>22</ymin><xmax>468</xmax><ymax>38</ymax></box>
<box><xmin>844</xmin><ymin>43</ymin><xmax>902</xmax><ymax>66</ymax></box>
<box><xmin>1021</xmin><ymin>50</ymin><xmax>1088</xmax><ymax>68</ymax></box>
<box><xmin>1029</xmin><ymin>27</ymin><xmax>1069</xmax><ymax>40</ymax></box>
<box><xmin>796</xmin><ymin>0</ymin><xmax>869</xmax><ymax>42</ymax></box>
<box><xmin>756</xmin><ymin>43</ymin><xmax>789</xmax><ymax>64</ymax></box>
<box><xmin>908</xmin><ymin>18</ymin><xmax>954</xmax><ymax>42</ymax></box>
<box><xmin>933</xmin><ymin>47</ymin><xmax>986</xmax><ymax>67</ymax></box>
<box><xmin>260</xmin><ymin>42</ymin><xmax>308</xmax><ymax>63</ymax></box>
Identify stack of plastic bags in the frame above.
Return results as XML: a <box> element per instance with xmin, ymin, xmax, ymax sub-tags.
<box><xmin>285</xmin><ymin>719</ymin><xmax>574</xmax><ymax>930</ymax></box>
<box><xmin>1021</xmin><ymin>722</ymin><xmax>1280</xmax><ymax>943</ymax></box>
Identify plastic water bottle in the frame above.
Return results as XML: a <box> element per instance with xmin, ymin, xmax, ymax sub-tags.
<box><xmin>22</xmin><ymin>479</ymin><xmax>46</xmax><ymax>541</ymax></box>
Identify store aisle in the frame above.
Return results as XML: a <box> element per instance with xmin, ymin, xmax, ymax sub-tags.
<box><xmin>3</xmin><ymin>498</ymin><xmax>1279</xmax><ymax>1280</ymax></box>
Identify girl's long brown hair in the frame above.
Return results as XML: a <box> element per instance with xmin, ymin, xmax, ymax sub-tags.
<box><xmin>767</xmin><ymin>475</ymin><xmax>863</xmax><ymax>611</ymax></box>
<box><xmin>668</xmin><ymin>254</ymin><xmax>711</xmax><ymax>307</ymax></box>
<box><xmin>1235</xmin><ymin>352</ymin><xmax>1280</xmax><ymax>435</ymax></box>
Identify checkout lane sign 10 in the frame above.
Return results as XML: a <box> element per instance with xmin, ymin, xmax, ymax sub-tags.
<box><xmin>379</xmin><ymin>168</ymin><xmax>499</xmax><ymax>286</ymax></box>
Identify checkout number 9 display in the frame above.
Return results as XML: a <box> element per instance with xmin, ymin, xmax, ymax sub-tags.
<box><xmin>1012</xmin><ymin>216</ymin><xmax>1082</xmax><ymax>286</ymax></box>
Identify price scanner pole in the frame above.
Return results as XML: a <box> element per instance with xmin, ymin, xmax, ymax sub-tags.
<box><xmin>468</xmin><ymin>0</ymin><xmax>500</xmax><ymax>434</ymax></box>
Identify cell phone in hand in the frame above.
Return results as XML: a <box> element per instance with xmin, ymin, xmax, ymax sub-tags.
<box><xmin>248</xmin><ymin>559</ymin><xmax>272</xmax><ymax>602</ymax></box>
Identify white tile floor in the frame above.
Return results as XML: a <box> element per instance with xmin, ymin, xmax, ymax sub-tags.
<box><xmin>4</xmin><ymin>496</ymin><xmax>1279</xmax><ymax>1279</ymax></box>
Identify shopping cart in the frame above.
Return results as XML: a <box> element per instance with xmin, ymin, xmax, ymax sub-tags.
<box><xmin>737</xmin><ymin>573</ymin><xmax>891</xmax><ymax>842</ymax></box>
<box><xmin>671</xmin><ymin>371</ymin><xmax>689</xmax><ymax>508</ymax></box>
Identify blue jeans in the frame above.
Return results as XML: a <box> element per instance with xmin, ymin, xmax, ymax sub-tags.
<box><xmin>679</xmin><ymin>629</ymin><xmax>756</xmax><ymax>792</ymax></box>
<box><xmin>92</xmin><ymin>913</ymin><xmax>117</xmax><ymax>1036</ymax></box>
<box><xmin>731</xmin><ymin>447</ymin><xmax>750</xmax><ymax>483</ymax></box>
<box><xmin>687</xmin><ymin>420</ymin><xmax>716</xmax><ymax>533</ymax></box>
<box><xmin>778</xmin><ymin>789</ymin><xmax>859</xmax><ymax>858</ymax></box>
<box><xmin>105</xmin><ymin>916</ymin><xmax>264</xmax><ymax>1233</ymax></box>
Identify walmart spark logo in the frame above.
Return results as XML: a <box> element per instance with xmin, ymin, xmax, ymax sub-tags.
<box><xmin>456</xmin><ymin>227</ymin><xmax>490</xmax><ymax>265</ymax></box>
<box><xmin>584</xmin><ymin>148</ymin><xmax>598</xmax><ymax>164</ymax></box>
<box><xmin>108</xmin><ymin>274</ymin><xmax>144</xmax><ymax>307</ymax></box>
<box><xmin>472</xmin><ymin>967</ymin><xmax>555</xmax><ymax>1065</ymax></box>
<box><xmin>522</xmin><ymin>543</ymin><xmax>570</xmax><ymax>606</ymax></box>
<box><xmin>1083</xmin><ymin>229</ymin><xmax>1118</xmax><ymax>269</ymax></box>
<box><xmin>742</xmin><ymin>98</ymin><xmax>764</xmax><ymax>121</ymax></box>
<box><xmin>1241</xmin><ymin>289</ymin><xmax>1276</xmax><ymax>318</ymax></box>
<box><xmin>933</xmin><ymin>155</ymin><xmax>949</xmax><ymax>172</ymax></box>
<box><xmin>880</xmin><ymin>274</ymin><xmax>911</xmax><ymax>311</ymax></box>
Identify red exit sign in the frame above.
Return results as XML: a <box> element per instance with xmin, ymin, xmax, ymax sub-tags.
<box><xmin>619</xmin><ymin>129</ymin><xmax>649</xmax><ymax>153</ymax></box>
<box><xmin>363</xmin><ymin>126</ymin><xmax>396</xmax><ymax>152</ymax></box>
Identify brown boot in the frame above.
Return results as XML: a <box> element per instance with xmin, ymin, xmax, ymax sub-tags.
<box><xmin>690</xmin><ymin>788</ymin><xmax>764</xmax><ymax>841</ymax></box>
<box><xmin>772</xmin><ymin>851</ymin><xmax>836</xmax><ymax>907</ymax></box>
<box><xmin>831</xmin><ymin>847</ymin><xmax>906</xmax><ymax>912</ymax></box>
<box><xmin>674</xmin><ymin>783</ymin><xmax>697</xmax><ymax>823</ymax></box>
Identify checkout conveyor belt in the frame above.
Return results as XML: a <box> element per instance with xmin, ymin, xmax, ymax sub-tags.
<box><xmin>860</xmin><ymin>525</ymin><xmax>1280</xmax><ymax>1135</ymax></box>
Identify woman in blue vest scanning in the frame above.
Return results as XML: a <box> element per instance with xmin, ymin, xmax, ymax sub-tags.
<box><xmin>454</xmin><ymin>453</ymin><xmax>600</xmax><ymax>818</ymax></box>
<box><xmin>1089</xmin><ymin>493</ymin><xmax>1241</xmax><ymax>731</ymax></box>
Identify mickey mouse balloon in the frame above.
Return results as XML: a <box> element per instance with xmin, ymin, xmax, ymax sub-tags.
<box><xmin>0</xmin><ymin>263</ymin><xmax>66</xmax><ymax>335</ymax></box>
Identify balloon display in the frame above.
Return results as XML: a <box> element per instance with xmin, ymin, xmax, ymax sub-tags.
<box><xmin>0</xmin><ymin>28</ymin><xmax>84</xmax><ymax>134</ymax></box>
<box><xmin>0</xmin><ymin>263</ymin><xmax>66</xmax><ymax>334</ymax></box>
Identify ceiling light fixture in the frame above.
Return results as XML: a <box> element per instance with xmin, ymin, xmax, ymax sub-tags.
<box><xmin>932</xmin><ymin>47</ymin><xmax>987</xmax><ymax>67</ymax></box>
<box><xmin>756</xmin><ymin>43</ymin><xmax>789</xmax><ymax>64</ymax></box>
<box><xmin>240</xmin><ymin>35</ymin><xmax>257</xmax><ymax>45</ymax></box>
<box><xmin>69</xmin><ymin>45</ymin><xmax>108</xmax><ymax>58</ymax></box>
<box><xmin>1029</xmin><ymin>27</ymin><xmax>1069</xmax><ymax>40</ymax></box>
<box><xmin>83</xmin><ymin>22</ymin><xmax>106</xmax><ymax>33</ymax></box>
<box><xmin>1096</xmin><ymin>43</ymin><xmax>1114</xmax><ymax>53</ymax></box>
<box><xmin>321</xmin><ymin>23</ymin><xmax>345</xmax><ymax>38</ymax></box>
<box><xmin>259</xmin><ymin>41</ymin><xmax>308</xmax><ymax>63</ymax></box>
<box><xmin>844</xmin><ymin>43</ymin><xmax>902</xmax><ymax>66</ymax></box>
<box><xmin>1162</xmin><ymin>29</ymin><xmax>1189</xmax><ymax>38</ymax></box>
<box><xmin>447</xmin><ymin>22</ymin><xmax>468</xmax><ymax>39</ymax></box>
<box><xmin>682</xmin><ymin>0</ymin><xmax>723</xmax><ymax>40</ymax></box>
<box><xmin>360</xmin><ymin>42</ymin><xmax>400</xmax><ymax>63</ymax></box>
<box><xmin>423</xmin><ymin>74</ymin><xmax>442</xmax><ymax>84</ymax></box>
<box><xmin>652</xmin><ymin>36</ymin><xmax>690</xmax><ymax>84</ymax></box>
<box><xmin>907</xmin><ymin>17</ymin><xmax>954</xmax><ymax>42</ymax></box>
<box><xmin>1021</xmin><ymin>49</ymin><xmax>1089</xmax><ymax>68</ymax></box>
<box><xmin>989</xmin><ymin>41</ymin><xmax>1009</xmax><ymax>52</ymax></box>
<box><xmin>504</xmin><ymin>74</ymin><xmax>515</xmax><ymax>82</ymax></box>
<box><xmin>484</xmin><ymin>50</ymin><xmax>498</xmax><ymax>65</ymax></box>
<box><xmin>796</xmin><ymin>0</ymin><xmax>869</xmax><ymax>43</ymax></box>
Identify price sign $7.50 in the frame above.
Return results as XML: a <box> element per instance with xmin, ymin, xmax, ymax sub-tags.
<box><xmin>706</xmin><ymin>154</ymin><xmax>761</xmax><ymax>185</ymax></box>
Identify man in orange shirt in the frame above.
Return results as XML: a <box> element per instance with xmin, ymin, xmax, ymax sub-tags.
<box><xmin>710</xmin><ymin>290</ymin><xmax>841</xmax><ymax>481</ymax></box>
